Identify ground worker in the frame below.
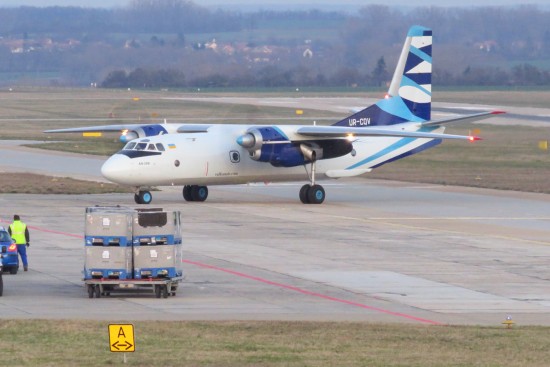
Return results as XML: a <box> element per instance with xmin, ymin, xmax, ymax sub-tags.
<box><xmin>8</xmin><ymin>214</ymin><xmax>30</xmax><ymax>271</ymax></box>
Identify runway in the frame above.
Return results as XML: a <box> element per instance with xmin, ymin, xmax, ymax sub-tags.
<box><xmin>0</xmin><ymin>141</ymin><xmax>549</xmax><ymax>325</ymax></box>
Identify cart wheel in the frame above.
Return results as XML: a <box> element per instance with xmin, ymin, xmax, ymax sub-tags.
<box><xmin>171</xmin><ymin>292</ymin><xmax>176</xmax><ymax>296</ymax></box>
<box><xmin>94</xmin><ymin>285</ymin><xmax>101</xmax><ymax>299</ymax></box>
<box><xmin>87</xmin><ymin>285</ymin><xmax>94</xmax><ymax>298</ymax></box>
<box><xmin>162</xmin><ymin>285</ymin><xmax>168</xmax><ymax>298</ymax></box>
<box><xmin>154</xmin><ymin>285</ymin><xmax>161</xmax><ymax>298</ymax></box>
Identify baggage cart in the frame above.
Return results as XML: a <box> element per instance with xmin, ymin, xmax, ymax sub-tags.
<box><xmin>84</xmin><ymin>277</ymin><xmax>182</xmax><ymax>299</ymax></box>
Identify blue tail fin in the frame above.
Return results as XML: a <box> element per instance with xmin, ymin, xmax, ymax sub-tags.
<box><xmin>334</xmin><ymin>26</ymin><xmax>432</xmax><ymax>127</ymax></box>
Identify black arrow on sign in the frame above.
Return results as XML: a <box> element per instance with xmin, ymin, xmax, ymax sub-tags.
<box><xmin>112</xmin><ymin>341</ymin><xmax>133</xmax><ymax>351</ymax></box>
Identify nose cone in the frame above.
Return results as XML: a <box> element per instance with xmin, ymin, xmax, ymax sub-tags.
<box><xmin>101</xmin><ymin>154</ymin><xmax>134</xmax><ymax>184</ymax></box>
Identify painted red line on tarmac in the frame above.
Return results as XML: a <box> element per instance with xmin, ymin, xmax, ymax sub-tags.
<box><xmin>28</xmin><ymin>225</ymin><xmax>84</xmax><ymax>239</ymax></box>
<box><xmin>183</xmin><ymin>259</ymin><xmax>442</xmax><ymax>325</ymax></box>
<box><xmin>0</xmin><ymin>219</ymin><xmax>84</xmax><ymax>239</ymax></box>
<box><xmin>25</xmin><ymin>224</ymin><xmax>440</xmax><ymax>325</ymax></box>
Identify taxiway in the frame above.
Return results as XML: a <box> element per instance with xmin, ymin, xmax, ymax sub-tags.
<box><xmin>0</xmin><ymin>173</ymin><xmax>548</xmax><ymax>325</ymax></box>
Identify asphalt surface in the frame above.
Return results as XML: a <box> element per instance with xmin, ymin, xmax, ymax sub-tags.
<box><xmin>0</xmin><ymin>167</ymin><xmax>548</xmax><ymax>325</ymax></box>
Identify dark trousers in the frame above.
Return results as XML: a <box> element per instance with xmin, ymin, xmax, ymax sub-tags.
<box><xmin>17</xmin><ymin>244</ymin><xmax>28</xmax><ymax>267</ymax></box>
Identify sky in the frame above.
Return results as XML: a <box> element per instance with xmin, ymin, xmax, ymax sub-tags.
<box><xmin>2</xmin><ymin>0</ymin><xmax>550</xmax><ymax>9</ymax></box>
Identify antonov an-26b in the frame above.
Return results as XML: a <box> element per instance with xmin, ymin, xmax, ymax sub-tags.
<box><xmin>46</xmin><ymin>26</ymin><xmax>503</xmax><ymax>205</ymax></box>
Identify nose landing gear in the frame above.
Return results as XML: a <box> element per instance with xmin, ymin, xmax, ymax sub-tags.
<box><xmin>134</xmin><ymin>189</ymin><xmax>153</xmax><ymax>204</ymax></box>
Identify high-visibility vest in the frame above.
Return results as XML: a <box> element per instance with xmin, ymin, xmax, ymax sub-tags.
<box><xmin>9</xmin><ymin>221</ymin><xmax>27</xmax><ymax>244</ymax></box>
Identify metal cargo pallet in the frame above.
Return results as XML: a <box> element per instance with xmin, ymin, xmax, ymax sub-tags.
<box><xmin>84</xmin><ymin>277</ymin><xmax>183</xmax><ymax>299</ymax></box>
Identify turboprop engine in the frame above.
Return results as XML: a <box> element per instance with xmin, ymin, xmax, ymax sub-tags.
<box><xmin>237</xmin><ymin>127</ymin><xmax>353</xmax><ymax>167</ymax></box>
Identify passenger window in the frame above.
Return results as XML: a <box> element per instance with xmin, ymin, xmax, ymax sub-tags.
<box><xmin>156</xmin><ymin>143</ymin><xmax>165</xmax><ymax>151</ymax></box>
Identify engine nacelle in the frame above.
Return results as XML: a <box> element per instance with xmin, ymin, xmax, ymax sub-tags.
<box><xmin>119</xmin><ymin>124</ymin><xmax>170</xmax><ymax>143</ymax></box>
<box><xmin>236</xmin><ymin>128</ymin><xmax>264</xmax><ymax>151</ymax></box>
<box><xmin>119</xmin><ymin>131</ymin><xmax>139</xmax><ymax>143</ymax></box>
<box><xmin>237</xmin><ymin>126</ymin><xmax>353</xmax><ymax>167</ymax></box>
<box><xmin>300</xmin><ymin>144</ymin><xmax>323</xmax><ymax>162</ymax></box>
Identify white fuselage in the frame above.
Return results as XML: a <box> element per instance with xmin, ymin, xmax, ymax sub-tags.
<box><xmin>101</xmin><ymin>124</ymin><xmax>443</xmax><ymax>187</ymax></box>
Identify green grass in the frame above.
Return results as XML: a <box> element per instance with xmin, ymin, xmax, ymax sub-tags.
<box><xmin>372</xmin><ymin>123</ymin><xmax>550</xmax><ymax>193</ymax></box>
<box><xmin>0</xmin><ymin>320</ymin><xmax>548</xmax><ymax>367</ymax></box>
<box><xmin>0</xmin><ymin>173</ymin><xmax>131</xmax><ymax>194</ymax></box>
<box><xmin>24</xmin><ymin>139</ymin><xmax>124</xmax><ymax>156</ymax></box>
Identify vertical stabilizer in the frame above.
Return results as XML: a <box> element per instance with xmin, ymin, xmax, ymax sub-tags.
<box><xmin>334</xmin><ymin>26</ymin><xmax>432</xmax><ymax>127</ymax></box>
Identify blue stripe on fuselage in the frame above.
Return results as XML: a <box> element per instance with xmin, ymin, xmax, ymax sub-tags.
<box><xmin>370</xmin><ymin>138</ymin><xmax>441</xmax><ymax>168</ymax></box>
<box><xmin>346</xmin><ymin>129</ymin><xmax>439</xmax><ymax>170</ymax></box>
<box><xmin>118</xmin><ymin>150</ymin><xmax>162</xmax><ymax>159</ymax></box>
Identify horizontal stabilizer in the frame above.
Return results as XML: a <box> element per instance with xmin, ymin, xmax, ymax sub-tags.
<box><xmin>422</xmin><ymin>111</ymin><xmax>505</xmax><ymax>127</ymax></box>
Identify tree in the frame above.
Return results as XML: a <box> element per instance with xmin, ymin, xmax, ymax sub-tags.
<box><xmin>371</xmin><ymin>56</ymin><xmax>389</xmax><ymax>87</ymax></box>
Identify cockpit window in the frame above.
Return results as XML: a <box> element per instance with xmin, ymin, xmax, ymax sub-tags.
<box><xmin>124</xmin><ymin>142</ymin><xmax>136</xmax><ymax>150</ymax></box>
<box><xmin>121</xmin><ymin>140</ymin><xmax>165</xmax><ymax>153</ymax></box>
<box><xmin>135</xmin><ymin>143</ymin><xmax>147</xmax><ymax>151</ymax></box>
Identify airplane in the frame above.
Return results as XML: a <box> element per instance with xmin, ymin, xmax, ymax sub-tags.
<box><xmin>45</xmin><ymin>25</ymin><xmax>503</xmax><ymax>205</ymax></box>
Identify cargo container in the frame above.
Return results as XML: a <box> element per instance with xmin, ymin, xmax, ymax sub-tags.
<box><xmin>83</xmin><ymin>207</ymin><xmax>183</xmax><ymax>297</ymax></box>
<box><xmin>84</xmin><ymin>208</ymin><xmax>134</xmax><ymax>280</ymax></box>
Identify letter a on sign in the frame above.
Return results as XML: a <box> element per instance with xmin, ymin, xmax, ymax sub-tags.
<box><xmin>109</xmin><ymin>324</ymin><xmax>135</xmax><ymax>352</ymax></box>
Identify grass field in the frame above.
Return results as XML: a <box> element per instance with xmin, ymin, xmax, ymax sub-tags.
<box><xmin>1</xmin><ymin>320</ymin><xmax>549</xmax><ymax>367</ymax></box>
<box><xmin>0</xmin><ymin>172</ymin><xmax>130</xmax><ymax>194</ymax></box>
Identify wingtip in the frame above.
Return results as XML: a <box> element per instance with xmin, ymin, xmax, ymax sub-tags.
<box><xmin>491</xmin><ymin>110</ymin><xmax>506</xmax><ymax>115</ymax></box>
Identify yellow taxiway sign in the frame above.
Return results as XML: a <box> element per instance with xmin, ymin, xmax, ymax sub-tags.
<box><xmin>108</xmin><ymin>324</ymin><xmax>135</xmax><ymax>352</ymax></box>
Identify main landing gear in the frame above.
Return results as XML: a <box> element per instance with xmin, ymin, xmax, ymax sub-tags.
<box><xmin>299</xmin><ymin>154</ymin><xmax>325</xmax><ymax>205</ymax></box>
<box><xmin>183</xmin><ymin>185</ymin><xmax>208</xmax><ymax>202</ymax></box>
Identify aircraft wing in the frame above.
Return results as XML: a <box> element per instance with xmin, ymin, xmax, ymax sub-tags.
<box><xmin>44</xmin><ymin>124</ymin><xmax>146</xmax><ymax>134</ymax></box>
<box><xmin>296</xmin><ymin>126</ymin><xmax>479</xmax><ymax>141</ymax></box>
<box><xmin>421</xmin><ymin>111</ymin><xmax>505</xmax><ymax>127</ymax></box>
<box><xmin>44</xmin><ymin>123</ymin><xmax>211</xmax><ymax>143</ymax></box>
<box><xmin>44</xmin><ymin>123</ymin><xmax>211</xmax><ymax>134</ymax></box>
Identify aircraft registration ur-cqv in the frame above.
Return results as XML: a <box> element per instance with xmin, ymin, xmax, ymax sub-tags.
<box><xmin>46</xmin><ymin>26</ymin><xmax>503</xmax><ymax>205</ymax></box>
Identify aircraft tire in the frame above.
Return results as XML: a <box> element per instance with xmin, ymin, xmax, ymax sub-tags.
<box><xmin>191</xmin><ymin>185</ymin><xmax>208</xmax><ymax>202</ymax></box>
<box><xmin>307</xmin><ymin>184</ymin><xmax>325</xmax><ymax>204</ymax></box>
<box><xmin>299</xmin><ymin>184</ymin><xmax>311</xmax><ymax>204</ymax></box>
<box><xmin>138</xmin><ymin>190</ymin><xmax>153</xmax><ymax>204</ymax></box>
<box><xmin>183</xmin><ymin>185</ymin><xmax>193</xmax><ymax>201</ymax></box>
